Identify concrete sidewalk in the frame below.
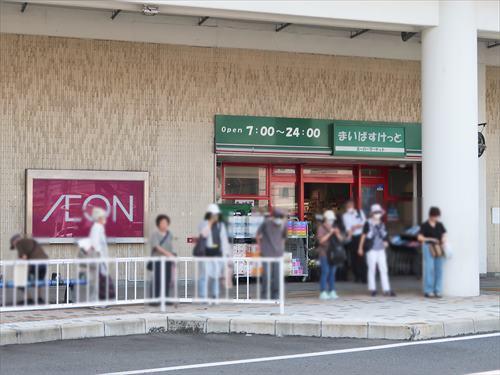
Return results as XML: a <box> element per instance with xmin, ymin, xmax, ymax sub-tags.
<box><xmin>2</xmin><ymin>288</ymin><xmax>499</xmax><ymax>345</ymax></box>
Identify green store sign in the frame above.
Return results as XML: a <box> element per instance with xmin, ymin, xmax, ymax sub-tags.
<box><xmin>215</xmin><ymin>115</ymin><xmax>421</xmax><ymax>159</ymax></box>
<box><xmin>333</xmin><ymin>122</ymin><xmax>405</xmax><ymax>157</ymax></box>
<box><xmin>215</xmin><ymin>115</ymin><xmax>332</xmax><ymax>154</ymax></box>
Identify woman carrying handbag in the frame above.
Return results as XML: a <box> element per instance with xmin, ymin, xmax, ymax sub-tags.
<box><xmin>418</xmin><ymin>206</ymin><xmax>447</xmax><ymax>298</ymax></box>
<box><xmin>316</xmin><ymin>210</ymin><xmax>344</xmax><ymax>300</ymax></box>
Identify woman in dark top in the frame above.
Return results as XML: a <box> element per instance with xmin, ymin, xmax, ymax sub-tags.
<box><xmin>316</xmin><ymin>210</ymin><xmax>343</xmax><ymax>300</ymax></box>
<box><xmin>418</xmin><ymin>206</ymin><xmax>447</xmax><ymax>298</ymax></box>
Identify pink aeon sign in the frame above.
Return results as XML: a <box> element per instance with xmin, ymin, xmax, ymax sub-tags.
<box><xmin>31</xmin><ymin>178</ymin><xmax>145</xmax><ymax>240</ymax></box>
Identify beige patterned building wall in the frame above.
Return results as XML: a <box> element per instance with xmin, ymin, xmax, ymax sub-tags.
<box><xmin>486</xmin><ymin>66</ymin><xmax>500</xmax><ymax>273</ymax></box>
<box><xmin>0</xmin><ymin>34</ymin><xmax>496</xmax><ymax>270</ymax></box>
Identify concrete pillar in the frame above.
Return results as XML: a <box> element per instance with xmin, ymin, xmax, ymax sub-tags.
<box><xmin>421</xmin><ymin>1</ymin><xmax>479</xmax><ymax>296</ymax></box>
<box><xmin>478</xmin><ymin>63</ymin><xmax>487</xmax><ymax>275</ymax></box>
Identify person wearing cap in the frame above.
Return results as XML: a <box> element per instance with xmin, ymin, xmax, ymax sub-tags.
<box><xmin>358</xmin><ymin>204</ymin><xmax>396</xmax><ymax>297</ymax></box>
<box><xmin>197</xmin><ymin>203</ymin><xmax>230</xmax><ymax>300</ymax></box>
<box><xmin>89</xmin><ymin>207</ymin><xmax>109</xmax><ymax>262</ymax></box>
<box><xmin>256</xmin><ymin>208</ymin><xmax>287</xmax><ymax>300</ymax></box>
<box><xmin>10</xmin><ymin>233</ymin><xmax>48</xmax><ymax>304</ymax></box>
<box><xmin>316</xmin><ymin>210</ymin><xmax>344</xmax><ymax>300</ymax></box>
<box><xmin>88</xmin><ymin>206</ymin><xmax>114</xmax><ymax>302</ymax></box>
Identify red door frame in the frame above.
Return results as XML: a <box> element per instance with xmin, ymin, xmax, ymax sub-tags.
<box><xmin>269</xmin><ymin>165</ymin><xmax>298</xmax><ymax>214</ymax></box>
<box><xmin>359</xmin><ymin>165</ymin><xmax>414</xmax><ymax>214</ymax></box>
<box><xmin>220</xmin><ymin>162</ymin><xmax>413</xmax><ymax>220</ymax></box>
<box><xmin>299</xmin><ymin>165</ymin><xmax>355</xmax><ymax>220</ymax></box>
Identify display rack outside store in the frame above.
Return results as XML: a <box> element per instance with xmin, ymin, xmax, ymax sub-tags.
<box><xmin>226</xmin><ymin>213</ymin><xmax>309</xmax><ymax>277</ymax></box>
<box><xmin>285</xmin><ymin>221</ymin><xmax>309</xmax><ymax>277</ymax></box>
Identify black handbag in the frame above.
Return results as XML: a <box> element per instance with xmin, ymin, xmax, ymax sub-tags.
<box><xmin>327</xmin><ymin>235</ymin><xmax>347</xmax><ymax>266</ymax></box>
<box><xmin>205</xmin><ymin>246</ymin><xmax>222</xmax><ymax>257</ymax></box>
<box><xmin>363</xmin><ymin>237</ymin><xmax>374</xmax><ymax>252</ymax></box>
<box><xmin>192</xmin><ymin>235</ymin><xmax>207</xmax><ymax>256</ymax></box>
<box><xmin>362</xmin><ymin>223</ymin><xmax>386</xmax><ymax>252</ymax></box>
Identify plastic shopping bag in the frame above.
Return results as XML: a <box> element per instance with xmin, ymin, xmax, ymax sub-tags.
<box><xmin>13</xmin><ymin>263</ymin><xmax>28</xmax><ymax>287</ymax></box>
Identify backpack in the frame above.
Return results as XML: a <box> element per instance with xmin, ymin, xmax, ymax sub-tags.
<box><xmin>327</xmin><ymin>233</ymin><xmax>347</xmax><ymax>266</ymax></box>
<box><xmin>363</xmin><ymin>221</ymin><xmax>387</xmax><ymax>252</ymax></box>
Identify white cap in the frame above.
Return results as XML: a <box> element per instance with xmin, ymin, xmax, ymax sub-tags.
<box><xmin>206</xmin><ymin>203</ymin><xmax>221</xmax><ymax>215</ymax></box>
<box><xmin>323</xmin><ymin>210</ymin><xmax>336</xmax><ymax>221</ymax></box>
<box><xmin>91</xmin><ymin>207</ymin><xmax>107</xmax><ymax>222</ymax></box>
<box><xmin>370</xmin><ymin>203</ymin><xmax>384</xmax><ymax>214</ymax></box>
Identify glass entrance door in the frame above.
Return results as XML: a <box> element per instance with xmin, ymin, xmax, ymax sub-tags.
<box><xmin>304</xmin><ymin>182</ymin><xmax>351</xmax><ymax>221</ymax></box>
<box><xmin>361</xmin><ymin>183</ymin><xmax>384</xmax><ymax>216</ymax></box>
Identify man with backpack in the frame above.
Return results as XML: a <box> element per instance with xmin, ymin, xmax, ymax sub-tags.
<box><xmin>342</xmin><ymin>200</ymin><xmax>367</xmax><ymax>283</ymax></box>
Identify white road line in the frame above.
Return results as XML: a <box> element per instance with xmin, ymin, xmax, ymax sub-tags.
<box><xmin>99</xmin><ymin>332</ymin><xmax>500</xmax><ymax>375</ymax></box>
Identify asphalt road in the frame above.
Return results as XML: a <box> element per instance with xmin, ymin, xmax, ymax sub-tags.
<box><xmin>1</xmin><ymin>333</ymin><xmax>499</xmax><ymax>375</ymax></box>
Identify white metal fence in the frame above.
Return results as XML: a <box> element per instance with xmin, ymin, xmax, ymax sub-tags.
<box><xmin>0</xmin><ymin>257</ymin><xmax>285</xmax><ymax>314</ymax></box>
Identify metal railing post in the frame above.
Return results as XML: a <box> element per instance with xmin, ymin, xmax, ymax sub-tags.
<box><xmin>184</xmin><ymin>260</ymin><xmax>188</xmax><ymax>299</ymax></box>
<box><xmin>160</xmin><ymin>258</ymin><xmax>166</xmax><ymax>312</ymax></box>
<box><xmin>115</xmin><ymin>259</ymin><xmax>118</xmax><ymax>302</ymax></box>
<box><xmin>246</xmin><ymin>259</ymin><xmax>250</xmax><ymax>300</ymax></box>
<box><xmin>279</xmin><ymin>257</ymin><xmax>285</xmax><ymax>315</ymax></box>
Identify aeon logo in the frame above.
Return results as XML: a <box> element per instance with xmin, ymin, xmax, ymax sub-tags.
<box><xmin>42</xmin><ymin>194</ymin><xmax>134</xmax><ymax>223</ymax></box>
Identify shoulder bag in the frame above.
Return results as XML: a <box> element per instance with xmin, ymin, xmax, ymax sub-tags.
<box><xmin>327</xmin><ymin>234</ymin><xmax>347</xmax><ymax>266</ymax></box>
<box><xmin>362</xmin><ymin>222</ymin><xmax>374</xmax><ymax>252</ymax></box>
<box><xmin>147</xmin><ymin>232</ymin><xmax>170</xmax><ymax>271</ymax></box>
<box><xmin>192</xmin><ymin>235</ymin><xmax>207</xmax><ymax>257</ymax></box>
<box><xmin>429</xmin><ymin>242</ymin><xmax>444</xmax><ymax>258</ymax></box>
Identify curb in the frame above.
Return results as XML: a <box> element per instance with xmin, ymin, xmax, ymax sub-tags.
<box><xmin>1</xmin><ymin>314</ymin><xmax>499</xmax><ymax>346</ymax></box>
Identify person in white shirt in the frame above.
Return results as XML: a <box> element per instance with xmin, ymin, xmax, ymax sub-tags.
<box><xmin>89</xmin><ymin>207</ymin><xmax>109</xmax><ymax>264</ymax></box>
<box><xmin>342</xmin><ymin>200</ymin><xmax>367</xmax><ymax>283</ymax></box>
<box><xmin>88</xmin><ymin>207</ymin><xmax>113</xmax><ymax>302</ymax></box>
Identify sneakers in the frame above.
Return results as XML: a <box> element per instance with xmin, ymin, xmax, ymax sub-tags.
<box><xmin>370</xmin><ymin>290</ymin><xmax>396</xmax><ymax>297</ymax></box>
<box><xmin>424</xmin><ymin>292</ymin><xmax>442</xmax><ymax>298</ymax></box>
<box><xmin>319</xmin><ymin>291</ymin><xmax>329</xmax><ymax>300</ymax></box>
<box><xmin>320</xmin><ymin>291</ymin><xmax>339</xmax><ymax>300</ymax></box>
<box><xmin>329</xmin><ymin>290</ymin><xmax>339</xmax><ymax>300</ymax></box>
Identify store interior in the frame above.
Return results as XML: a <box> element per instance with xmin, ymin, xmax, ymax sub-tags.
<box><xmin>303</xmin><ymin>183</ymin><xmax>351</xmax><ymax>222</ymax></box>
<box><xmin>216</xmin><ymin>160</ymin><xmax>421</xmax><ymax>280</ymax></box>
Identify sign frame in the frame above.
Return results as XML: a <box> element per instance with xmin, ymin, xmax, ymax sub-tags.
<box><xmin>215</xmin><ymin>115</ymin><xmax>422</xmax><ymax>160</ymax></box>
<box><xmin>26</xmin><ymin>169</ymin><xmax>149</xmax><ymax>244</ymax></box>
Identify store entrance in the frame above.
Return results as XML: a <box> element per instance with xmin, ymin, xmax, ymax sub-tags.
<box><xmin>303</xmin><ymin>183</ymin><xmax>351</xmax><ymax>221</ymax></box>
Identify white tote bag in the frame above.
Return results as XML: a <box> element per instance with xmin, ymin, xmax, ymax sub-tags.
<box><xmin>443</xmin><ymin>243</ymin><xmax>453</xmax><ymax>259</ymax></box>
<box><xmin>13</xmin><ymin>263</ymin><xmax>28</xmax><ymax>287</ymax></box>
